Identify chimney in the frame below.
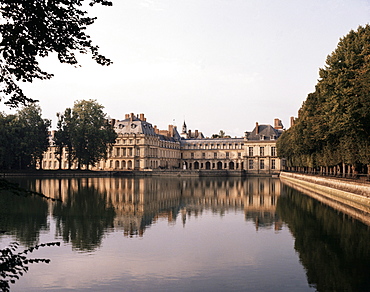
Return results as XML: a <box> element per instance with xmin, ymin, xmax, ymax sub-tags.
<box><xmin>274</xmin><ymin>118</ymin><xmax>283</xmax><ymax>130</ymax></box>
<box><xmin>290</xmin><ymin>116</ymin><xmax>295</xmax><ymax>127</ymax></box>
<box><xmin>130</xmin><ymin>113</ymin><xmax>135</xmax><ymax>121</ymax></box>
<box><xmin>140</xmin><ymin>113</ymin><xmax>145</xmax><ymax>121</ymax></box>
<box><xmin>125</xmin><ymin>114</ymin><xmax>129</xmax><ymax>119</ymax></box>
<box><xmin>154</xmin><ymin>125</ymin><xmax>159</xmax><ymax>134</ymax></box>
<box><xmin>168</xmin><ymin>125</ymin><xmax>174</xmax><ymax>137</ymax></box>
<box><xmin>188</xmin><ymin>130</ymin><xmax>191</xmax><ymax>137</ymax></box>
<box><xmin>195</xmin><ymin>130</ymin><xmax>199</xmax><ymax>138</ymax></box>
<box><xmin>255</xmin><ymin>122</ymin><xmax>259</xmax><ymax>135</ymax></box>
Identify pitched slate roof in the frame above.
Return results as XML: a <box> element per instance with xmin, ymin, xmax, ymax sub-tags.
<box><xmin>114</xmin><ymin>117</ymin><xmax>157</xmax><ymax>136</ymax></box>
<box><xmin>245</xmin><ymin>124</ymin><xmax>283</xmax><ymax>141</ymax></box>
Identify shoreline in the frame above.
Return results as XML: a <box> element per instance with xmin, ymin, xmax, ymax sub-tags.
<box><xmin>280</xmin><ymin>172</ymin><xmax>370</xmax><ymax>225</ymax></box>
<box><xmin>0</xmin><ymin>169</ymin><xmax>279</xmax><ymax>178</ymax></box>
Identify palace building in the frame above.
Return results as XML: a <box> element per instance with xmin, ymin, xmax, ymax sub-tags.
<box><xmin>42</xmin><ymin>113</ymin><xmax>285</xmax><ymax>175</ymax></box>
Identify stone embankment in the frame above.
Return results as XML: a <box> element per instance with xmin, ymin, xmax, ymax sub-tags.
<box><xmin>280</xmin><ymin>172</ymin><xmax>370</xmax><ymax>225</ymax></box>
<box><xmin>281</xmin><ymin>172</ymin><xmax>370</xmax><ymax>197</ymax></box>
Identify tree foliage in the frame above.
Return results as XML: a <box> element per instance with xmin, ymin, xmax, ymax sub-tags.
<box><xmin>54</xmin><ymin>99</ymin><xmax>117</xmax><ymax>169</ymax></box>
<box><xmin>277</xmin><ymin>25</ymin><xmax>370</xmax><ymax>174</ymax></box>
<box><xmin>0</xmin><ymin>0</ymin><xmax>112</xmax><ymax>107</ymax></box>
<box><xmin>0</xmin><ymin>105</ymin><xmax>50</xmax><ymax>170</ymax></box>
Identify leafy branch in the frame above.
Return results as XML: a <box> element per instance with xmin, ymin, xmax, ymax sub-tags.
<box><xmin>0</xmin><ymin>241</ymin><xmax>60</xmax><ymax>292</ymax></box>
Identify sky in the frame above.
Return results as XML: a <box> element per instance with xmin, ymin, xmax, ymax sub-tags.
<box><xmin>1</xmin><ymin>0</ymin><xmax>370</xmax><ymax>137</ymax></box>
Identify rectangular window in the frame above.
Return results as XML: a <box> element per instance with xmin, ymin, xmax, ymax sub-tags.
<box><xmin>202</xmin><ymin>153</ymin><xmax>205</xmax><ymax>158</ymax></box>
<box><xmin>249</xmin><ymin>160</ymin><xmax>253</xmax><ymax>169</ymax></box>
<box><xmin>191</xmin><ymin>153</ymin><xmax>194</xmax><ymax>159</ymax></box>
<box><xmin>271</xmin><ymin>147</ymin><xmax>276</xmax><ymax>156</ymax></box>
<box><xmin>249</xmin><ymin>147</ymin><xmax>253</xmax><ymax>156</ymax></box>
<box><xmin>260</xmin><ymin>159</ymin><xmax>265</xmax><ymax>169</ymax></box>
<box><xmin>260</xmin><ymin>147</ymin><xmax>265</xmax><ymax>156</ymax></box>
<box><xmin>271</xmin><ymin>159</ymin><xmax>276</xmax><ymax>169</ymax></box>
<box><xmin>238</xmin><ymin>152</ymin><xmax>241</xmax><ymax>158</ymax></box>
<box><xmin>214</xmin><ymin>153</ymin><xmax>217</xmax><ymax>159</ymax></box>
<box><xmin>226</xmin><ymin>152</ymin><xmax>229</xmax><ymax>158</ymax></box>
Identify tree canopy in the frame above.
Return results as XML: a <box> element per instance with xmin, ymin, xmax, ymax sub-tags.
<box><xmin>0</xmin><ymin>104</ymin><xmax>50</xmax><ymax>170</ymax></box>
<box><xmin>54</xmin><ymin>99</ymin><xmax>117</xmax><ymax>170</ymax></box>
<box><xmin>277</xmin><ymin>25</ymin><xmax>370</xmax><ymax>174</ymax></box>
<box><xmin>0</xmin><ymin>0</ymin><xmax>112</xmax><ymax>107</ymax></box>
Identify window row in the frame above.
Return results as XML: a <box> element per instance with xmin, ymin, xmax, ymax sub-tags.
<box><xmin>248</xmin><ymin>147</ymin><xmax>276</xmax><ymax>156</ymax></box>
<box><xmin>184</xmin><ymin>143</ymin><xmax>244</xmax><ymax>150</ymax></box>
<box><xmin>248</xmin><ymin>159</ymin><xmax>276</xmax><ymax>170</ymax></box>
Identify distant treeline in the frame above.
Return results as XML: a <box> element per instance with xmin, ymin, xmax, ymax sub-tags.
<box><xmin>0</xmin><ymin>100</ymin><xmax>116</xmax><ymax>170</ymax></box>
<box><xmin>277</xmin><ymin>25</ymin><xmax>370</xmax><ymax>175</ymax></box>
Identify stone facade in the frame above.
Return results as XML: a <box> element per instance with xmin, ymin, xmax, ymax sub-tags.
<box><xmin>42</xmin><ymin>113</ymin><xmax>285</xmax><ymax>174</ymax></box>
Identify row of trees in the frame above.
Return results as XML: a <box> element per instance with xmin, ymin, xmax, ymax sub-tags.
<box><xmin>0</xmin><ymin>99</ymin><xmax>117</xmax><ymax>170</ymax></box>
<box><xmin>277</xmin><ymin>25</ymin><xmax>370</xmax><ymax>175</ymax></box>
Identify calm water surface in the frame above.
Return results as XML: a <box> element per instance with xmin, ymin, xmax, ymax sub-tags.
<box><xmin>1</xmin><ymin>177</ymin><xmax>370</xmax><ymax>291</ymax></box>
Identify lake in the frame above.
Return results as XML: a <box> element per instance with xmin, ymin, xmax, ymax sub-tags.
<box><xmin>1</xmin><ymin>176</ymin><xmax>370</xmax><ymax>291</ymax></box>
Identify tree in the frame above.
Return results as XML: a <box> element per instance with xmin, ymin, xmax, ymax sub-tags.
<box><xmin>54</xmin><ymin>109</ymin><xmax>75</xmax><ymax>170</ymax></box>
<box><xmin>0</xmin><ymin>113</ymin><xmax>20</xmax><ymax>169</ymax></box>
<box><xmin>17</xmin><ymin>105</ymin><xmax>51</xmax><ymax>169</ymax></box>
<box><xmin>0</xmin><ymin>0</ymin><xmax>112</xmax><ymax>107</ymax></box>
<box><xmin>55</xmin><ymin>99</ymin><xmax>117</xmax><ymax>170</ymax></box>
<box><xmin>0</xmin><ymin>105</ymin><xmax>50</xmax><ymax>170</ymax></box>
<box><xmin>277</xmin><ymin>25</ymin><xmax>370</xmax><ymax>175</ymax></box>
<box><xmin>211</xmin><ymin>130</ymin><xmax>230</xmax><ymax>139</ymax></box>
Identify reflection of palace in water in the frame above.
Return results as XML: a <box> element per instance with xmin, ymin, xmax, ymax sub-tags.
<box><xmin>33</xmin><ymin>177</ymin><xmax>283</xmax><ymax>237</ymax></box>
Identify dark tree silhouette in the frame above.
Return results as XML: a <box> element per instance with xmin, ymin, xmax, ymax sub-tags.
<box><xmin>0</xmin><ymin>0</ymin><xmax>112</xmax><ymax>107</ymax></box>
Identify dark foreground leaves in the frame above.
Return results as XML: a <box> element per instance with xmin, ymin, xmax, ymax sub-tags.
<box><xmin>0</xmin><ymin>241</ymin><xmax>60</xmax><ymax>291</ymax></box>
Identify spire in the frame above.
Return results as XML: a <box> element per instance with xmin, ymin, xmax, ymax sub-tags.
<box><xmin>182</xmin><ymin>120</ymin><xmax>187</xmax><ymax>134</ymax></box>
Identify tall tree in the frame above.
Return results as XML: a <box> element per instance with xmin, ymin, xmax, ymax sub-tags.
<box><xmin>0</xmin><ymin>105</ymin><xmax>50</xmax><ymax>170</ymax></box>
<box><xmin>17</xmin><ymin>104</ymin><xmax>51</xmax><ymax>169</ymax></box>
<box><xmin>56</xmin><ymin>100</ymin><xmax>117</xmax><ymax>170</ymax></box>
<box><xmin>0</xmin><ymin>113</ymin><xmax>21</xmax><ymax>169</ymax></box>
<box><xmin>0</xmin><ymin>0</ymin><xmax>112</xmax><ymax>107</ymax></box>
<box><xmin>54</xmin><ymin>109</ymin><xmax>75</xmax><ymax>169</ymax></box>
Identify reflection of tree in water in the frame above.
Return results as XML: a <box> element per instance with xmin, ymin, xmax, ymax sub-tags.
<box><xmin>277</xmin><ymin>185</ymin><xmax>370</xmax><ymax>292</ymax></box>
<box><xmin>0</xmin><ymin>191</ymin><xmax>48</xmax><ymax>247</ymax></box>
<box><xmin>52</xmin><ymin>180</ymin><xmax>115</xmax><ymax>252</ymax></box>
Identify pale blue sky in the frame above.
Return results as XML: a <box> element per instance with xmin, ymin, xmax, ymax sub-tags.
<box><xmin>2</xmin><ymin>0</ymin><xmax>370</xmax><ymax>136</ymax></box>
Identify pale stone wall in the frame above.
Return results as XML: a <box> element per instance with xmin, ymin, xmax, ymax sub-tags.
<box><xmin>181</xmin><ymin>138</ymin><xmax>245</xmax><ymax>170</ymax></box>
<box><xmin>243</xmin><ymin>141</ymin><xmax>281</xmax><ymax>174</ymax></box>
